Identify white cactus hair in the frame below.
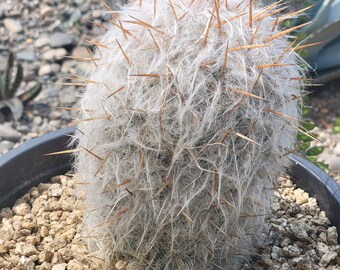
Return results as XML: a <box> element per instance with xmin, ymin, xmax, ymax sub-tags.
<box><xmin>73</xmin><ymin>0</ymin><xmax>307</xmax><ymax>268</ymax></box>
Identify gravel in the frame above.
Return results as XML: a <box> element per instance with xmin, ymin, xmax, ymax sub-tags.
<box><xmin>0</xmin><ymin>174</ymin><xmax>103</xmax><ymax>269</ymax></box>
<box><xmin>1</xmin><ymin>175</ymin><xmax>339</xmax><ymax>269</ymax></box>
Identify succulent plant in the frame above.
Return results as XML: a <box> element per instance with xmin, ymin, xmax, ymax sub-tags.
<box><xmin>73</xmin><ymin>0</ymin><xmax>306</xmax><ymax>268</ymax></box>
<box><xmin>0</xmin><ymin>52</ymin><xmax>41</xmax><ymax>121</ymax></box>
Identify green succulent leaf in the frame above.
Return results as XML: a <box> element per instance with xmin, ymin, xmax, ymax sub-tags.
<box><xmin>307</xmin><ymin>156</ymin><xmax>317</xmax><ymax>163</ymax></box>
<box><xmin>297</xmin><ymin>132</ymin><xmax>314</xmax><ymax>142</ymax></box>
<box><xmin>4</xmin><ymin>52</ymin><xmax>15</xmax><ymax>99</ymax></box>
<box><xmin>17</xmin><ymin>83</ymin><xmax>42</xmax><ymax>104</ymax></box>
<box><xmin>316</xmin><ymin>162</ymin><xmax>329</xmax><ymax>171</ymax></box>
<box><xmin>10</xmin><ymin>62</ymin><xmax>23</xmax><ymax>94</ymax></box>
<box><xmin>301</xmin><ymin>121</ymin><xmax>315</xmax><ymax>131</ymax></box>
<box><xmin>0</xmin><ymin>97</ymin><xmax>24</xmax><ymax>121</ymax></box>
<box><xmin>333</xmin><ymin>126</ymin><xmax>340</xmax><ymax>134</ymax></box>
<box><xmin>335</xmin><ymin>117</ymin><xmax>340</xmax><ymax>127</ymax></box>
<box><xmin>306</xmin><ymin>146</ymin><xmax>324</xmax><ymax>156</ymax></box>
<box><xmin>298</xmin><ymin>142</ymin><xmax>310</xmax><ymax>151</ymax></box>
<box><xmin>302</xmin><ymin>107</ymin><xmax>311</xmax><ymax>117</ymax></box>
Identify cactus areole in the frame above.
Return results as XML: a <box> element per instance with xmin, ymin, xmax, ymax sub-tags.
<box><xmin>73</xmin><ymin>0</ymin><xmax>306</xmax><ymax>268</ymax></box>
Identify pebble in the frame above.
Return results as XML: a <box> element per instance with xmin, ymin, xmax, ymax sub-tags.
<box><xmin>17</xmin><ymin>48</ymin><xmax>38</xmax><ymax>62</ymax></box>
<box><xmin>34</xmin><ymin>36</ymin><xmax>50</xmax><ymax>48</ymax></box>
<box><xmin>3</xmin><ymin>18</ymin><xmax>23</xmax><ymax>33</ymax></box>
<box><xmin>40</xmin><ymin>5</ymin><xmax>54</xmax><ymax>17</ymax></box>
<box><xmin>15</xmin><ymin>242</ymin><xmax>37</xmax><ymax>256</ymax></box>
<box><xmin>41</xmin><ymin>48</ymin><xmax>67</xmax><ymax>61</ymax></box>
<box><xmin>13</xmin><ymin>203</ymin><xmax>31</xmax><ymax>216</ymax></box>
<box><xmin>52</xmin><ymin>263</ymin><xmax>67</xmax><ymax>270</ymax></box>
<box><xmin>49</xmin><ymin>32</ymin><xmax>76</xmax><ymax>49</ymax></box>
<box><xmin>329</xmin><ymin>156</ymin><xmax>340</xmax><ymax>172</ymax></box>
<box><xmin>18</xmin><ymin>256</ymin><xmax>35</xmax><ymax>269</ymax></box>
<box><xmin>59</xmin><ymin>87</ymin><xmax>77</xmax><ymax>104</ymax></box>
<box><xmin>0</xmin><ymin>124</ymin><xmax>21</xmax><ymax>142</ymax></box>
<box><xmin>38</xmin><ymin>63</ymin><xmax>61</xmax><ymax>76</ymax></box>
<box><xmin>334</xmin><ymin>142</ymin><xmax>340</xmax><ymax>156</ymax></box>
<box><xmin>48</xmin><ymin>183</ymin><xmax>63</xmax><ymax>197</ymax></box>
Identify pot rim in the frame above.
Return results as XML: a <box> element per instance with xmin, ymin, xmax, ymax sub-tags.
<box><xmin>0</xmin><ymin>128</ymin><xmax>339</xmax><ymax>241</ymax></box>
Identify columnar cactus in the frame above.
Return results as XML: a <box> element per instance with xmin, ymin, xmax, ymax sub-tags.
<box><xmin>73</xmin><ymin>0</ymin><xmax>306</xmax><ymax>268</ymax></box>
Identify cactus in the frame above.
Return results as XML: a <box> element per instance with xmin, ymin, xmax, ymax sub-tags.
<box><xmin>73</xmin><ymin>0</ymin><xmax>306</xmax><ymax>268</ymax></box>
<box><xmin>0</xmin><ymin>52</ymin><xmax>42</xmax><ymax>121</ymax></box>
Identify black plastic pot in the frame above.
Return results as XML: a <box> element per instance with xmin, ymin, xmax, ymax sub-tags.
<box><xmin>0</xmin><ymin>128</ymin><xmax>339</xmax><ymax>242</ymax></box>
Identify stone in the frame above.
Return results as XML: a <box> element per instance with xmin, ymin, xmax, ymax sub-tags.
<box><xmin>0</xmin><ymin>207</ymin><xmax>13</xmax><ymax>219</ymax></box>
<box><xmin>329</xmin><ymin>156</ymin><xmax>340</xmax><ymax>172</ymax></box>
<box><xmin>40</xmin><ymin>5</ymin><xmax>54</xmax><ymax>17</ymax></box>
<box><xmin>38</xmin><ymin>63</ymin><xmax>61</xmax><ymax>76</ymax></box>
<box><xmin>0</xmin><ymin>221</ymin><xmax>14</xmax><ymax>242</ymax></box>
<box><xmin>319</xmin><ymin>251</ymin><xmax>337</xmax><ymax>267</ymax></box>
<box><xmin>282</xmin><ymin>245</ymin><xmax>300</xmax><ymax>257</ymax></box>
<box><xmin>334</xmin><ymin>142</ymin><xmax>340</xmax><ymax>156</ymax></box>
<box><xmin>0</xmin><ymin>124</ymin><xmax>21</xmax><ymax>142</ymax></box>
<box><xmin>15</xmin><ymin>242</ymin><xmax>37</xmax><ymax>256</ymax></box>
<box><xmin>67</xmin><ymin>259</ymin><xmax>84</xmax><ymax>270</ymax></box>
<box><xmin>52</xmin><ymin>263</ymin><xmax>67</xmax><ymax>270</ymax></box>
<box><xmin>327</xmin><ymin>227</ymin><xmax>338</xmax><ymax>245</ymax></box>
<box><xmin>13</xmin><ymin>203</ymin><xmax>31</xmax><ymax>216</ymax></box>
<box><xmin>3</xmin><ymin>18</ymin><xmax>23</xmax><ymax>33</ymax></box>
<box><xmin>39</xmin><ymin>250</ymin><xmax>54</xmax><ymax>263</ymax></box>
<box><xmin>35</xmin><ymin>36</ymin><xmax>50</xmax><ymax>48</ymax></box>
<box><xmin>48</xmin><ymin>183</ymin><xmax>63</xmax><ymax>197</ymax></box>
<box><xmin>59</xmin><ymin>87</ymin><xmax>77</xmax><ymax>104</ymax></box>
<box><xmin>317</xmin><ymin>242</ymin><xmax>330</xmax><ymax>257</ymax></box>
<box><xmin>18</xmin><ymin>256</ymin><xmax>35</xmax><ymax>270</ymax></box>
<box><xmin>49</xmin><ymin>32</ymin><xmax>76</xmax><ymax>49</ymax></box>
<box><xmin>271</xmin><ymin>202</ymin><xmax>281</xmax><ymax>212</ymax></box>
<box><xmin>17</xmin><ymin>48</ymin><xmax>38</xmax><ymax>62</ymax></box>
<box><xmin>72</xmin><ymin>46</ymin><xmax>91</xmax><ymax>59</ymax></box>
<box><xmin>42</xmin><ymin>48</ymin><xmax>67</xmax><ymax>61</ymax></box>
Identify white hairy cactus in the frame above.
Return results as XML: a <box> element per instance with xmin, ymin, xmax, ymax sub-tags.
<box><xmin>73</xmin><ymin>0</ymin><xmax>306</xmax><ymax>268</ymax></box>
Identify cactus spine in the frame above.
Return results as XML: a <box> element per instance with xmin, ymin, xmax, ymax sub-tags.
<box><xmin>73</xmin><ymin>0</ymin><xmax>306</xmax><ymax>268</ymax></box>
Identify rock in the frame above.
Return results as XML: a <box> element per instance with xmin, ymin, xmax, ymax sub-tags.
<box><xmin>59</xmin><ymin>87</ymin><xmax>77</xmax><ymax>104</ymax></box>
<box><xmin>271</xmin><ymin>202</ymin><xmax>281</xmax><ymax>212</ymax></box>
<box><xmin>39</xmin><ymin>250</ymin><xmax>54</xmax><ymax>263</ymax></box>
<box><xmin>0</xmin><ymin>141</ymin><xmax>14</xmax><ymax>154</ymax></box>
<box><xmin>49</xmin><ymin>32</ymin><xmax>76</xmax><ymax>49</ymax></box>
<box><xmin>42</xmin><ymin>48</ymin><xmax>67</xmax><ymax>61</ymax></box>
<box><xmin>0</xmin><ymin>207</ymin><xmax>13</xmax><ymax>219</ymax></box>
<box><xmin>17</xmin><ymin>48</ymin><xmax>38</xmax><ymax>62</ymax></box>
<box><xmin>319</xmin><ymin>251</ymin><xmax>337</xmax><ymax>267</ymax></box>
<box><xmin>13</xmin><ymin>203</ymin><xmax>31</xmax><ymax>216</ymax></box>
<box><xmin>40</xmin><ymin>5</ymin><xmax>54</xmax><ymax>17</ymax></box>
<box><xmin>52</xmin><ymin>263</ymin><xmax>67</xmax><ymax>270</ymax></box>
<box><xmin>38</xmin><ymin>63</ymin><xmax>61</xmax><ymax>76</ymax></box>
<box><xmin>67</xmin><ymin>259</ymin><xmax>84</xmax><ymax>270</ymax></box>
<box><xmin>317</xmin><ymin>242</ymin><xmax>330</xmax><ymax>257</ymax></box>
<box><xmin>3</xmin><ymin>18</ymin><xmax>23</xmax><ymax>33</ymax></box>
<box><xmin>287</xmin><ymin>222</ymin><xmax>310</xmax><ymax>242</ymax></box>
<box><xmin>327</xmin><ymin>227</ymin><xmax>338</xmax><ymax>245</ymax></box>
<box><xmin>0</xmin><ymin>220</ymin><xmax>14</xmax><ymax>242</ymax></box>
<box><xmin>293</xmin><ymin>188</ymin><xmax>308</xmax><ymax>205</ymax></box>
<box><xmin>48</xmin><ymin>183</ymin><xmax>63</xmax><ymax>197</ymax></box>
<box><xmin>329</xmin><ymin>156</ymin><xmax>340</xmax><ymax>172</ymax></box>
<box><xmin>15</xmin><ymin>242</ymin><xmax>37</xmax><ymax>256</ymax></box>
<box><xmin>72</xmin><ymin>46</ymin><xmax>91</xmax><ymax>59</ymax></box>
<box><xmin>18</xmin><ymin>256</ymin><xmax>35</xmax><ymax>269</ymax></box>
<box><xmin>35</xmin><ymin>36</ymin><xmax>50</xmax><ymax>48</ymax></box>
<box><xmin>0</xmin><ymin>124</ymin><xmax>21</xmax><ymax>142</ymax></box>
<box><xmin>334</xmin><ymin>142</ymin><xmax>340</xmax><ymax>156</ymax></box>
<box><xmin>282</xmin><ymin>245</ymin><xmax>300</xmax><ymax>257</ymax></box>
